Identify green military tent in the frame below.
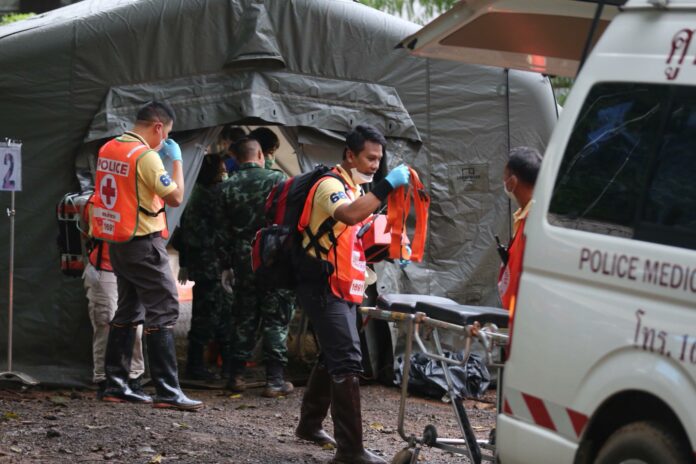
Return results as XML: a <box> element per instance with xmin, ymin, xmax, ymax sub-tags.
<box><xmin>0</xmin><ymin>0</ymin><xmax>556</xmax><ymax>385</ymax></box>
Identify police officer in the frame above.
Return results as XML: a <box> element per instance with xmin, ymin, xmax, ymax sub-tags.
<box><xmin>174</xmin><ymin>154</ymin><xmax>232</xmax><ymax>381</ymax></box>
<box><xmin>216</xmin><ymin>137</ymin><xmax>295</xmax><ymax>397</ymax></box>
<box><xmin>294</xmin><ymin>125</ymin><xmax>409</xmax><ymax>464</ymax></box>
<box><xmin>91</xmin><ymin>101</ymin><xmax>202</xmax><ymax>410</ymax></box>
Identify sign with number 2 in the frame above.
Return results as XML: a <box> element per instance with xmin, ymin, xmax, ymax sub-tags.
<box><xmin>0</xmin><ymin>143</ymin><xmax>21</xmax><ymax>192</ymax></box>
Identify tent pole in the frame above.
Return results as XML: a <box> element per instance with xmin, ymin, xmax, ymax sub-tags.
<box><xmin>0</xmin><ymin>161</ymin><xmax>38</xmax><ymax>386</ymax></box>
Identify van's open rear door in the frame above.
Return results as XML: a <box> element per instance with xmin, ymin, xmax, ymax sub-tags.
<box><xmin>398</xmin><ymin>0</ymin><xmax>626</xmax><ymax>77</ymax></box>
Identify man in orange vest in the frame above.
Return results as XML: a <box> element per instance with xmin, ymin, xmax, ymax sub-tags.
<box><xmin>294</xmin><ymin>125</ymin><xmax>409</xmax><ymax>464</ymax></box>
<box><xmin>90</xmin><ymin>101</ymin><xmax>201</xmax><ymax>410</ymax></box>
<box><xmin>498</xmin><ymin>146</ymin><xmax>542</xmax><ymax>310</ymax></box>
<box><xmin>82</xmin><ymin>204</ymin><xmax>145</xmax><ymax>400</ymax></box>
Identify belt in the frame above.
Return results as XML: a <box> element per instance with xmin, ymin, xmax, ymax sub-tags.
<box><xmin>131</xmin><ymin>232</ymin><xmax>162</xmax><ymax>241</ymax></box>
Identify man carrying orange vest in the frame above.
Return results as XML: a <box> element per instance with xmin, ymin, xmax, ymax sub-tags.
<box><xmin>90</xmin><ymin>101</ymin><xmax>201</xmax><ymax>410</ymax></box>
<box><xmin>294</xmin><ymin>125</ymin><xmax>409</xmax><ymax>464</ymax></box>
<box><xmin>498</xmin><ymin>146</ymin><xmax>542</xmax><ymax>310</ymax></box>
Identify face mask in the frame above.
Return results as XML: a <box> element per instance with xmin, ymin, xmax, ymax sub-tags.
<box><xmin>503</xmin><ymin>178</ymin><xmax>516</xmax><ymax>202</ymax></box>
<box><xmin>264</xmin><ymin>158</ymin><xmax>274</xmax><ymax>170</ymax></box>
<box><xmin>351</xmin><ymin>168</ymin><xmax>374</xmax><ymax>184</ymax></box>
<box><xmin>220</xmin><ymin>172</ymin><xmax>229</xmax><ymax>182</ymax></box>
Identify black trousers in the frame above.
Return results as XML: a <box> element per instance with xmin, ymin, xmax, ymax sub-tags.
<box><xmin>109</xmin><ymin>234</ymin><xmax>179</xmax><ymax>329</ymax></box>
<box><xmin>296</xmin><ymin>283</ymin><xmax>362</xmax><ymax>376</ymax></box>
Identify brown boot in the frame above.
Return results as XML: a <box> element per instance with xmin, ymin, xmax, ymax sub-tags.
<box><xmin>295</xmin><ymin>363</ymin><xmax>336</xmax><ymax>447</ymax></box>
<box><xmin>262</xmin><ymin>361</ymin><xmax>294</xmax><ymax>398</ymax></box>
<box><xmin>329</xmin><ymin>374</ymin><xmax>386</xmax><ymax>464</ymax></box>
<box><xmin>225</xmin><ymin>360</ymin><xmax>247</xmax><ymax>393</ymax></box>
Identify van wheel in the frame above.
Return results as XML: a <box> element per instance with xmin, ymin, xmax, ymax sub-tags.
<box><xmin>595</xmin><ymin>421</ymin><xmax>689</xmax><ymax>464</ymax></box>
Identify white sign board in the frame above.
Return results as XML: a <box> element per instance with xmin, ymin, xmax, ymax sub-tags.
<box><xmin>0</xmin><ymin>142</ymin><xmax>22</xmax><ymax>192</ymax></box>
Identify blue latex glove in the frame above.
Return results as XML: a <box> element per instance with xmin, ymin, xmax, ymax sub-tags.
<box><xmin>385</xmin><ymin>164</ymin><xmax>410</xmax><ymax>189</ymax></box>
<box><xmin>399</xmin><ymin>245</ymin><xmax>412</xmax><ymax>269</ymax></box>
<box><xmin>158</xmin><ymin>139</ymin><xmax>182</xmax><ymax>162</ymax></box>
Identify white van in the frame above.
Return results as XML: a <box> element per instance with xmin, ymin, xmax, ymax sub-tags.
<box><xmin>401</xmin><ymin>1</ymin><xmax>696</xmax><ymax>462</ymax></box>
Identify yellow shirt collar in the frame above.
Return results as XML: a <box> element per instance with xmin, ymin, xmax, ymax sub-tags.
<box><xmin>335</xmin><ymin>165</ymin><xmax>359</xmax><ymax>191</ymax></box>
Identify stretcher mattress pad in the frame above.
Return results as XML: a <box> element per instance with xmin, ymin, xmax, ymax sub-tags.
<box><xmin>376</xmin><ymin>294</ymin><xmax>457</xmax><ymax>314</ymax></box>
<box><xmin>414</xmin><ymin>302</ymin><xmax>509</xmax><ymax>328</ymax></box>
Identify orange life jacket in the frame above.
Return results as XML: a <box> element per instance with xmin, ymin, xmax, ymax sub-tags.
<box><xmin>498</xmin><ymin>216</ymin><xmax>526</xmax><ymax>310</ymax></box>
<box><xmin>91</xmin><ymin>136</ymin><xmax>167</xmax><ymax>243</ymax></box>
<box><xmin>386</xmin><ymin>167</ymin><xmax>429</xmax><ymax>262</ymax></box>
<box><xmin>299</xmin><ymin>168</ymin><xmax>367</xmax><ymax>304</ymax></box>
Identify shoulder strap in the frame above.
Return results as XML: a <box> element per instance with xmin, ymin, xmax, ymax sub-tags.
<box><xmin>297</xmin><ymin>169</ymin><xmax>345</xmax><ymax>233</ymax></box>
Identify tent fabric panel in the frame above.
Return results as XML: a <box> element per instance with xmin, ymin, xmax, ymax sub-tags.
<box><xmin>85</xmin><ymin>71</ymin><xmax>421</xmax><ymax>143</ymax></box>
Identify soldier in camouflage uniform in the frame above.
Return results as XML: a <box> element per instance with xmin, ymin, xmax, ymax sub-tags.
<box><xmin>216</xmin><ymin>137</ymin><xmax>295</xmax><ymax>398</ymax></box>
<box><xmin>174</xmin><ymin>153</ymin><xmax>233</xmax><ymax>381</ymax></box>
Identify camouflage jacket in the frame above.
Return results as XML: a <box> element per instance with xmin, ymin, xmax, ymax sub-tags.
<box><xmin>215</xmin><ymin>162</ymin><xmax>286</xmax><ymax>272</ymax></box>
<box><xmin>174</xmin><ymin>183</ymin><xmax>222</xmax><ymax>281</ymax></box>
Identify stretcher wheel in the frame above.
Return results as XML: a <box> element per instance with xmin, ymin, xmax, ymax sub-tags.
<box><xmin>390</xmin><ymin>447</ymin><xmax>415</xmax><ymax>464</ymax></box>
<box><xmin>422</xmin><ymin>424</ymin><xmax>438</xmax><ymax>446</ymax></box>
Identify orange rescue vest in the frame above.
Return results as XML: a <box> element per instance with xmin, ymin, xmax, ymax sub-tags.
<box><xmin>299</xmin><ymin>168</ymin><xmax>367</xmax><ymax>304</ymax></box>
<box><xmin>386</xmin><ymin>166</ymin><xmax>429</xmax><ymax>262</ymax></box>
<box><xmin>498</xmin><ymin>216</ymin><xmax>526</xmax><ymax>310</ymax></box>
<box><xmin>91</xmin><ymin>136</ymin><xmax>166</xmax><ymax>243</ymax></box>
<box><xmin>82</xmin><ymin>196</ymin><xmax>113</xmax><ymax>271</ymax></box>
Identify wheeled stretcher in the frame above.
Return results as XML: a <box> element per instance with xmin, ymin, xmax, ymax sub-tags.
<box><xmin>360</xmin><ymin>294</ymin><xmax>509</xmax><ymax>463</ymax></box>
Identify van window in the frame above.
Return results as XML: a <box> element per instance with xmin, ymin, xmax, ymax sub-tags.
<box><xmin>548</xmin><ymin>83</ymin><xmax>696</xmax><ymax>251</ymax></box>
<box><xmin>635</xmin><ymin>92</ymin><xmax>696</xmax><ymax>250</ymax></box>
<box><xmin>548</xmin><ymin>83</ymin><xmax>667</xmax><ymax>237</ymax></box>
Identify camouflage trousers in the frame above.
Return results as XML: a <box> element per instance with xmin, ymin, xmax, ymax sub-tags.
<box><xmin>227</xmin><ymin>276</ymin><xmax>295</xmax><ymax>366</ymax></box>
<box><xmin>188</xmin><ymin>279</ymin><xmax>234</xmax><ymax>347</ymax></box>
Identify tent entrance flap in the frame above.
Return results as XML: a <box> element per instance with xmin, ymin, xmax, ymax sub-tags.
<box><xmin>398</xmin><ymin>0</ymin><xmax>624</xmax><ymax>77</ymax></box>
<box><xmin>84</xmin><ymin>71</ymin><xmax>421</xmax><ymax>144</ymax></box>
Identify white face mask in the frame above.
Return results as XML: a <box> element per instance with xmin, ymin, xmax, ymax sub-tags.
<box><xmin>351</xmin><ymin>168</ymin><xmax>374</xmax><ymax>184</ymax></box>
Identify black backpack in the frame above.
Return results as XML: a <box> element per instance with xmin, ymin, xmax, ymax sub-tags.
<box><xmin>251</xmin><ymin>165</ymin><xmax>343</xmax><ymax>289</ymax></box>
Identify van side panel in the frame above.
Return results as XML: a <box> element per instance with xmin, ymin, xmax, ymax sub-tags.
<box><xmin>499</xmin><ymin>9</ymin><xmax>696</xmax><ymax>462</ymax></box>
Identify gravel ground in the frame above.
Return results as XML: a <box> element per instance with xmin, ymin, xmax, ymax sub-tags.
<box><xmin>0</xmin><ymin>383</ymin><xmax>496</xmax><ymax>464</ymax></box>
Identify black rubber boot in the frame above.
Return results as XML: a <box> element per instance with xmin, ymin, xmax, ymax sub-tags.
<box><xmin>128</xmin><ymin>375</ymin><xmax>148</xmax><ymax>398</ymax></box>
<box><xmin>330</xmin><ymin>374</ymin><xmax>386</xmax><ymax>464</ymax></box>
<box><xmin>295</xmin><ymin>363</ymin><xmax>336</xmax><ymax>447</ymax></box>
<box><xmin>262</xmin><ymin>361</ymin><xmax>294</xmax><ymax>398</ymax></box>
<box><xmin>146</xmin><ymin>328</ymin><xmax>203</xmax><ymax>411</ymax></box>
<box><xmin>102</xmin><ymin>325</ymin><xmax>152</xmax><ymax>404</ymax></box>
<box><xmin>185</xmin><ymin>341</ymin><xmax>216</xmax><ymax>381</ymax></box>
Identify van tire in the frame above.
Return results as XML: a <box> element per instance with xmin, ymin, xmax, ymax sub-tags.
<box><xmin>595</xmin><ymin>421</ymin><xmax>689</xmax><ymax>464</ymax></box>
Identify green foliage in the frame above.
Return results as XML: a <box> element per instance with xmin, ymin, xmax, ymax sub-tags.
<box><xmin>0</xmin><ymin>13</ymin><xmax>35</xmax><ymax>26</ymax></box>
<box><xmin>551</xmin><ymin>76</ymin><xmax>574</xmax><ymax>107</ymax></box>
<box><xmin>359</xmin><ymin>0</ymin><xmax>458</xmax><ymax>24</ymax></box>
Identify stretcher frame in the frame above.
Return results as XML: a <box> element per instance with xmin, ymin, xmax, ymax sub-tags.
<box><xmin>360</xmin><ymin>306</ymin><xmax>509</xmax><ymax>464</ymax></box>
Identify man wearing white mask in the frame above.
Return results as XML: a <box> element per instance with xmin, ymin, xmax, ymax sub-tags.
<box><xmin>294</xmin><ymin>125</ymin><xmax>409</xmax><ymax>464</ymax></box>
<box><xmin>498</xmin><ymin>146</ymin><xmax>542</xmax><ymax>310</ymax></box>
<box><xmin>91</xmin><ymin>101</ymin><xmax>202</xmax><ymax>410</ymax></box>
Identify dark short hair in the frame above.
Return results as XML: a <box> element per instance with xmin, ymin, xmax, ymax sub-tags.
<box><xmin>232</xmin><ymin>137</ymin><xmax>260</xmax><ymax>162</ymax></box>
<box><xmin>344</xmin><ymin>125</ymin><xmax>387</xmax><ymax>159</ymax></box>
<box><xmin>248</xmin><ymin>127</ymin><xmax>279</xmax><ymax>155</ymax></box>
<box><xmin>506</xmin><ymin>146</ymin><xmax>542</xmax><ymax>186</ymax></box>
<box><xmin>136</xmin><ymin>101</ymin><xmax>175</xmax><ymax>125</ymax></box>
<box><xmin>197</xmin><ymin>153</ymin><xmax>224</xmax><ymax>186</ymax></box>
<box><xmin>220</xmin><ymin>125</ymin><xmax>245</xmax><ymax>142</ymax></box>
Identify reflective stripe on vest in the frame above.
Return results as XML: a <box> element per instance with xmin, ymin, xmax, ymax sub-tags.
<box><xmin>386</xmin><ymin>166</ymin><xmax>430</xmax><ymax>262</ymax></box>
<box><xmin>91</xmin><ymin>139</ymin><xmax>152</xmax><ymax>243</ymax></box>
<box><xmin>498</xmin><ymin>216</ymin><xmax>526</xmax><ymax>310</ymax></box>
<box><xmin>299</xmin><ymin>168</ymin><xmax>367</xmax><ymax>304</ymax></box>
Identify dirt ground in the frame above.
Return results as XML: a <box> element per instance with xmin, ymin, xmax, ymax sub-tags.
<box><xmin>0</xmin><ymin>382</ymin><xmax>496</xmax><ymax>464</ymax></box>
